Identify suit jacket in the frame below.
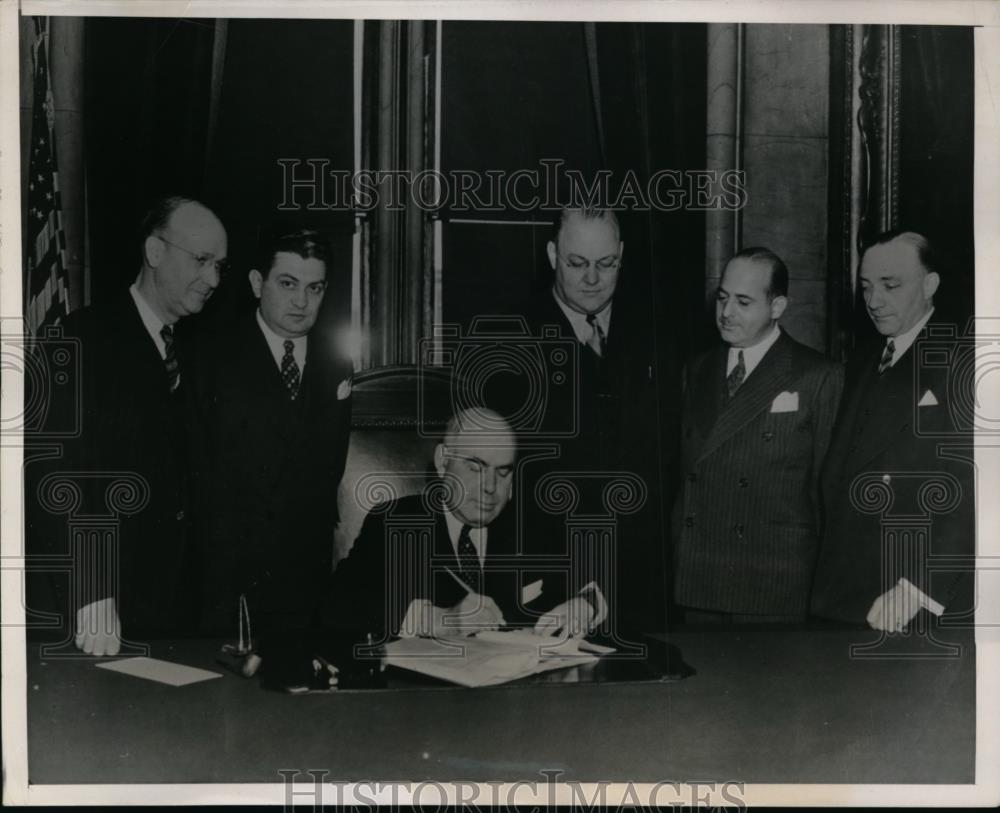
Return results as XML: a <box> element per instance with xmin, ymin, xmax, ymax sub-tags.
<box><xmin>673</xmin><ymin>330</ymin><xmax>844</xmax><ymax>616</ymax></box>
<box><xmin>325</xmin><ymin>492</ymin><xmax>598</xmax><ymax>638</ymax></box>
<box><xmin>515</xmin><ymin>290</ymin><xmax>667</xmax><ymax>475</ymax></box>
<box><xmin>25</xmin><ymin>290</ymin><xmax>198</xmax><ymax>637</ymax></box>
<box><xmin>191</xmin><ymin>310</ymin><xmax>352</xmax><ymax>635</ymax></box>
<box><xmin>810</xmin><ymin>318</ymin><xmax>975</xmax><ymax>623</ymax></box>
<box><xmin>510</xmin><ymin>290</ymin><xmax>677</xmax><ymax>634</ymax></box>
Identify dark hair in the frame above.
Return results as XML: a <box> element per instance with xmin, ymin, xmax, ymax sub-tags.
<box><xmin>256</xmin><ymin>228</ymin><xmax>332</xmax><ymax>278</ymax></box>
<box><xmin>730</xmin><ymin>246</ymin><xmax>789</xmax><ymax>299</ymax></box>
<box><xmin>551</xmin><ymin>206</ymin><xmax>621</xmax><ymax>245</ymax></box>
<box><xmin>867</xmin><ymin>229</ymin><xmax>944</xmax><ymax>277</ymax></box>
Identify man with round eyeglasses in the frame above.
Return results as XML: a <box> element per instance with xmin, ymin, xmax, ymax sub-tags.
<box><xmin>26</xmin><ymin>195</ymin><xmax>228</xmax><ymax>658</ymax></box>
<box><xmin>505</xmin><ymin>206</ymin><xmax>672</xmax><ymax>638</ymax></box>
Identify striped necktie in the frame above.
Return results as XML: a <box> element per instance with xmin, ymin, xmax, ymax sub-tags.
<box><xmin>585</xmin><ymin>312</ymin><xmax>606</xmax><ymax>358</ymax></box>
<box><xmin>160</xmin><ymin>324</ymin><xmax>180</xmax><ymax>393</ymax></box>
<box><xmin>726</xmin><ymin>349</ymin><xmax>745</xmax><ymax>400</ymax></box>
<box><xmin>878</xmin><ymin>339</ymin><xmax>895</xmax><ymax>375</ymax></box>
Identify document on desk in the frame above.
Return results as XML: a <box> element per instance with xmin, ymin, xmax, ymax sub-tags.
<box><xmin>95</xmin><ymin>657</ymin><xmax>222</xmax><ymax>687</ymax></box>
<box><xmin>384</xmin><ymin>631</ymin><xmax>603</xmax><ymax>687</ymax></box>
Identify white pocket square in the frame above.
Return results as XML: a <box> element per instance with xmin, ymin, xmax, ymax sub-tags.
<box><xmin>521</xmin><ymin>579</ymin><xmax>543</xmax><ymax>605</ymax></box>
<box><xmin>337</xmin><ymin>377</ymin><xmax>353</xmax><ymax>400</ymax></box>
<box><xmin>917</xmin><ymin>389</ymin><xmax>939</xmax><ymax>407</ymax></box>
<box><xmin>770</xmin><ymin>391</ymin><xmax>799</xmax><ymax>413</ymax></box>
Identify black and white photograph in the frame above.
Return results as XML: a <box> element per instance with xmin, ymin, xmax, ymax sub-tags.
<box><xmin>2</xmin><ymin>0</ymin><xmax>998</xmax><ymax>807</ymax></box>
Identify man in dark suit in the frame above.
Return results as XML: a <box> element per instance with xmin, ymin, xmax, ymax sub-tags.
<box><xmin>192</xmin><ymin>228</ymin><xmax>353</xmax><ymax>673</ymax></box>
<box><xmin>327</xmin><ymin>407</ymin><xmax>607</xmax><ymax>640</ymax></box>
<box><xmin>810</xmin><ymin>231</ymin><xmax>974</xmax><ymax>630</ymax></box>
<box><xmin>513</xmin><ymin>206</ymin><xmax>670</xmax><ymax>636</ymax></box>
<box><xmin>27</xmin><ymin>195</ymin><xmax>227</xmax><ymax>655</ymax></box>
<box><xmin>673</xmin><ymin>248</ymin><xmax>843</xmax><ymax>623</ymax></box>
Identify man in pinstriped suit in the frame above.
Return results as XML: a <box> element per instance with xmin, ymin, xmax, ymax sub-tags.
<box><xmin>673</xmin><ymin>248</ymin><xmax>844</xmax><ymax>623</ymax></box>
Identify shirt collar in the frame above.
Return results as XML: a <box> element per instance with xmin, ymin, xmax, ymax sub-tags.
<box><xmin>727</xmin><ymin>323</ymin><xmax>781</xmax><ymax>379</ymax></box>
<box><xmin>444</xmin><ymin>510</ymin><xmax>486</xmax><ymax>565</ymax></box>
<box><xmin>888</xmin><ymin>307</ymin><xmax>934</xmax><ymax>366</ymax></box>
<box><xmin>129</xmin><ymin>282</ymin><xmax>168</xmax><ymax>360</ymax></box>
<box><xmin>551</xmin><ymin>287</ymin><xmax>612</xmax><ymax>345</ymax></box>
<box><xmin>255</xmin><ymin>309</ymin><xmax>308</xmax><ymax>373</ymax></box>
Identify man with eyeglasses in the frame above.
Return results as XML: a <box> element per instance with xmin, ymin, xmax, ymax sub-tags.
<box><xmin>27</xmin><ymin>195</ymin><xmax>227</xmax><ymax>656</ymax></box>
<box><xmin>324</xmin><ymin>407</ymin><xmax>606</xmax><ymax>642</ymax></box>
<box><xmin>508</xmin><ymin>206</ymin><xmax>668</xmax><ymax>637</ymax></box>
<box><xmin>673</xmin><ymin>247</ymin><xmax>842</xmax><ymax>625</ymax></box>
<box><xmin>189</xmin><ymin>227</ymin><xmax>353</xmax><ymax>679</ymax></box>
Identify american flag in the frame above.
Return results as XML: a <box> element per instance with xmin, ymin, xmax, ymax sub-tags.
<box><xmin>24</xmin><ymin>17</ymin><xmax>70</xmax><ymax>335</ymax></box>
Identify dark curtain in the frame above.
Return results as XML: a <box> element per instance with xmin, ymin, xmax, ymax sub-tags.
<box><xmin>84</xmin><ymin>17</ymin><xmax>217</xmax><ymax>303</ymax></box>
<box><xmin>204</xmin><ymin>18</ymin><xmax>355</xmax><ymax>335</ymax></box>
<box><xmin>589</xmin><ymin>22</ymin><xmax>706</xmax><ymax>625</ymax></box>
<box><xmin>898</xmin><ymin>26</ymin><xmax>974</xmax><ymax>324</ymax></box>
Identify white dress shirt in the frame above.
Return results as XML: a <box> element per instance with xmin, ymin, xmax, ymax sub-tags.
<box><xmin>551</xmin><ymin>288</ymin><xmax>612</xmax><ymax>345</ymax></box>
<box><xmin>726</xmin><ymin>323</ymin><xmax>781</xmax><ymax>379</ymax></box>
<box><xmin>884</xmin><ymin>307</ymin><xmax>934</xmax><ymax>367</ymax></box>
<box><xmin>129</xmin><ymin>282</ymin><xmax>170</xmax><ymax>360</ymax></box>
<box><xmin>256</xmin><ymin>309</ymin><xmax>308</xmax><ymax>375</ymax></box>
<box><xmin>444</xmin><ymin>510</ymin><xmax>487</xmax><ymax>567</ymax></box>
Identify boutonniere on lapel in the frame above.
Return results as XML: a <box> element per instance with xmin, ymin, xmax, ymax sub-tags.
<box><xmin>917</xmin><ymin>389</ymin><xmax>939</xmax><ymax>407</ymax></box>
<box><xmin>337</xmin><ymin>376</ymin><xmax>353</xmax><ymax>401</ymax></box>
<box><xmin>770</xmin><ymin>391</ymin><xmax>799</xmax><ymax>413</ymax></box>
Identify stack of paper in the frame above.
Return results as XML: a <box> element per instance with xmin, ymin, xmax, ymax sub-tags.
<box><xmin>384</xmin><ymin>631</ymin><xmax>605</xmax><ymax>687</ymax></box>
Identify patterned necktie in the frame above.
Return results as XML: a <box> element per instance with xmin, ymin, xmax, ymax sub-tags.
<box><xmin>878</xmin><ymin>338</ymin><xmax>896</xmax><ymax>375</ymax></box>
<box><xmin>281</xmin><ymin>339</ymin><xmax>301</xmax><ymax>400</ymax></box>
<box><xmin>585</xmin><ymin>313</ymin><xmax>606</xmax><ymax>358</ymax></box>
<box><xmin>726</xmin><ymin>349</ymin><xmax>746</xmax><ymax>400</ymax></box>
<box><xmin>160</xmin><ymin>324</ymin><xmax>180</xmax><ymax>393</ymax></box>
<box><xmin>456</xmin><ymin>524</ymin><xmax>481</xmax><ymax>593</ymax></box>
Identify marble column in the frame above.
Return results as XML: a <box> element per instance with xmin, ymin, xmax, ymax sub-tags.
<box><xmin>704</xmin><ymin>23</ymin><xmax>741</xmax><ymax>301</ymax></box>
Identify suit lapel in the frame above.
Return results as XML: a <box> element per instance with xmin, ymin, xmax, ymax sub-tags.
<box><xmin>240</xmin><ymin>314</ymin><xmax>298</xmax><ymax>443</ymax></box>
<box><xmin>842</xmin><ymin>346</ymin><xmax>916</xmax><ymax>474</ymax></box>
<box><xmin>119</xmin><ymin>293</ymin><xmax>170</xmax><ymax>389</ymax></box>
<box><xmin>697</xmin><ymin>331</ymin><xmax>799</xmax><ymax>461</ymax></box>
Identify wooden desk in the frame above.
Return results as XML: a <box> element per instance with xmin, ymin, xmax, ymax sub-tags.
<box><xmin>26</xmin><ymin>627</ymin><xmax>974</xmax><ymax>784</ymax></box>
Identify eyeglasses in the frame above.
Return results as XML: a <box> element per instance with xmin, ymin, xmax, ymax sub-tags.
<box><xmin>557</xmin><ymin>252</ymin><xmax>621</xmax><ymax>272</ymax></box>
<box><xmin>156</xmin><ymin>234</ymin><xmax>230</xmax><ymax>276</ymax></box>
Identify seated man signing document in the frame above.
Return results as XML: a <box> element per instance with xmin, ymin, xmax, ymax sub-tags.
<box><xmin>327</xmin><ymin>407</ymin><xmax>607</xmax><ymax>640</ymax></box>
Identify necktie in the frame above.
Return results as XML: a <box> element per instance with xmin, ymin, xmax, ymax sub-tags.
<box><xmin>878</xmin><ymin>338</ymin><xmax>896</xmax><ymax>375</ymax></box>
<box><xmin>456</xmin><ymin>524</ymin><xmax>481</xmax><ymax>593</ymax></box>
<box><xmin>160</xmin><ymin>325</ymin><xmax>180</xmax><ymax>393</ymax></box>
<box><xmin>281</xmin><ymin>340</ymin><xmax>301</xmax><ymax>400</ymax></box>
<box><xmin>726</xmin><ymin>349</ymin><xmax>745</xmax><ymax>400</ymax></box>
<box><xmin>585</xmin><ymin>313</ymin><xmax>606</xmax><ymax>358</ymax></box>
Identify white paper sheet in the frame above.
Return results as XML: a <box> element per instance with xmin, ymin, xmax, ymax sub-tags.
<box><xmin>95</xmin><ymin>657</ymin><xmax>223</xmax><ymax>687</ymax></box>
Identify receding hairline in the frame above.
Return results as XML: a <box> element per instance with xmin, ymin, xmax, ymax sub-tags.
<box><xmin>167</xmin><ymin>200</ymin><xmax>225</xmax><ymax>233</ymax></box>
<box><xmin>861</xmin><ymin>233</ymin><xmax>930</xmax><ymax>276</ymax></box>
<box><xmin>554</xmin><ymin>207</ymin><xmax>621</xmax><ymax>245</ymax></box>
<box><xmin>722</xmin><ymin>251</ymin><xmax>787</xmax><ymax>299</ymax></box>
<box><xmin>443</xmin><ymin>407</ymin><xmax>516</xmax><ymax>448</ymax></box>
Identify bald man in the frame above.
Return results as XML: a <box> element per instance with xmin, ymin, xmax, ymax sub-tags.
<box><xmin>326</xmin><ymin>408</ymin><xmax>606</xmax><ymax>640</ymax></box>
<box><xmin>810</xmin><ymin>230</ymin><xmax>974</xmax><ymax>630</ymax></box>
<box><xmin>27</xmin><ymin>195</ymin><xmax>227</xmax><ymax>655</ymax></box>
